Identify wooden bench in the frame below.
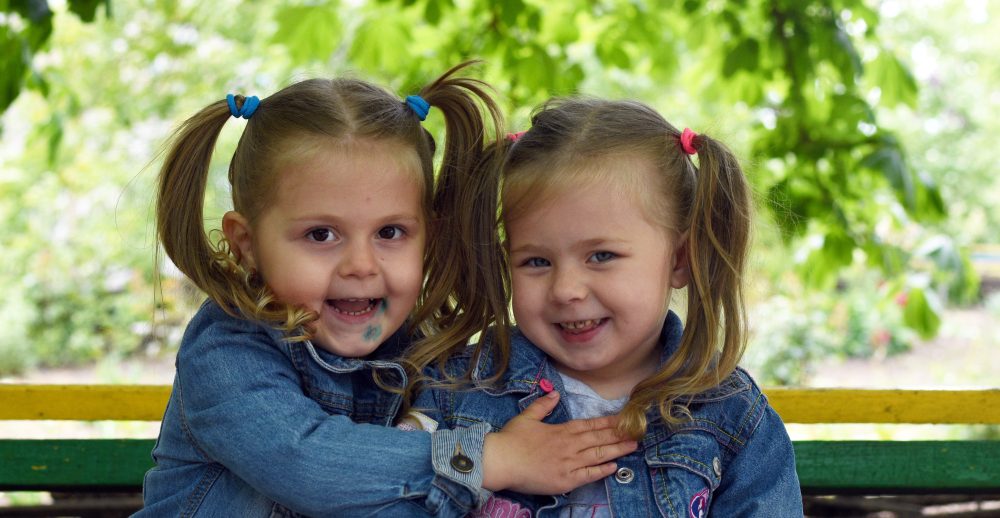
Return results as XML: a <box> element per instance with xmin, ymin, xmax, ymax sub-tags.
<box><xmin>2</xmin><ymin>385</ymin><xmax>999</xmax><ymax>512</ymax></box>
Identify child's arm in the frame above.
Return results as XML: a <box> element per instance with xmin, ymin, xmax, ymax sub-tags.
<box><xmin>172</xmin><ymin>320</ymin><xmax>489</xmax><ymax>517</ymax></box>
<box><xmin>410</xmin><ymin>381</ymin><xmax>637</xmax><ymax>495</ymax></box>
<box><xmin>482</xmin><ymin>390</ymin><xmax>638</xmax><ymax>493</ymax></box>
<box><xmin>709</xmin><ymin>405</ymin><xmax>803</xmax><ymax>516</ymax></box>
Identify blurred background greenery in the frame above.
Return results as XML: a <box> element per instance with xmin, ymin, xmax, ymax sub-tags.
<box><xmin>1</xmin><ymin>0</ymin><xmax>997</xmax><ymax>386</ymax></box>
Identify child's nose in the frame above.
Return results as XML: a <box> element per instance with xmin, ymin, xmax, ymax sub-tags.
<box><xmin>550</xmin><ymin>267</ymin><xmax>586</xmax><ymax>303</ymax></box>
<box><xmin>338</xmin><ymin>241</ymin><xmax>378</xmax><ymax>278</ymax></box>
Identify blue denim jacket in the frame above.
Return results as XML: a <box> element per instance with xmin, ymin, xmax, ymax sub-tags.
<box><xmin>414</xmin><ymin>312</ymin><xmax>803</xmax><ymax>517</ymax></box>
<box><xmin>137</xmin><ymin>300</ymin><xmax>490</xmax><ymax>517</ymax></box>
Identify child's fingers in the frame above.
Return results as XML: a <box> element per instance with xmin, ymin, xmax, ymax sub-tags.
<box><xmin>579</xmin><ymin>439</ymin><xmax>639</xmax><ymax>465</ymax></box>
<box><xmin>571</xmin><ymin>461</ymin><xmax>619</xmax><ymax>486</ymax></box>
<box><xmin>563</xmin><ymin>414</ymin><xmax>620</xmax><ymax>434</ymax></box>
<box><xmin>517</xmin><ymin>390</ymin><xmax>561</xmax><ymax>421</ymax></box>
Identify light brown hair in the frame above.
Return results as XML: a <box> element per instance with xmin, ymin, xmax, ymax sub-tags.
<box><xmin>429</xmin><ymin>98</ymin><xmax>752</xmax><ymax>438</ymax></box>
<box><xmin>156</xmin><ymin>62</ymin><xmax>502</xmax><ymax>361</ymax></box>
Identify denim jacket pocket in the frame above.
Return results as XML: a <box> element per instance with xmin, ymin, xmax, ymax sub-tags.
<box><xmin>646</xmin><ymin>431</ymin><xmax>722</xmax><ymax>518</ymax></box>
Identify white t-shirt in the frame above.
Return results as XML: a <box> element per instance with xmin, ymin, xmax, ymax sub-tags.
<box><xmin>557</xmin><ymin>372</ymin><xmax>629</xmax><ymax>518</ymax></box>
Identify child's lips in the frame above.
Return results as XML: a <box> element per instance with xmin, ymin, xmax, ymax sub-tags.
<box><xmin>557</xmin><ymin>318</ymin><xmax>604</xmax><ymax>334</ymax></box>
<box><xmin>326</xmin><ymin>298</ymin><xmax>382</xmax><ymax>317</ymax></box>
<box><xmin>555</xmin><ymin>318</ymin><xmax>607</xmax><ymax>342</ymax></box>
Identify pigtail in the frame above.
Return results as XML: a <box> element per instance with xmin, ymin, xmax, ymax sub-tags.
<box><xmin>157</xmin><ymin>100</ymin><xmax>241</xmax><ymax>303</ymax></box>
<box><xmin>156</xmin><ymin>96</ymin><xmax>314</xmax><ymax>338</ymax></box>
<box><xmin>404</xmin><ymin>63</ymin><xmax>511</xmax><ymax>400</ymax></box>
<box><xmin>618</xmin><ymin>132</ymin><xmax>752</xmax><ymax>438</ymax></box>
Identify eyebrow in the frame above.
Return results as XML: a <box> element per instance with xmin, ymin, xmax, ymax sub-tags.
<box><xmin>509</xmin><ymin>237</ymin><xmax>628</xmax><ymax>255</ymax></box>
<box><xmin>290</xmin><ymin>213</ymin><xmax>423</xmax><ymax>224</ymax></box>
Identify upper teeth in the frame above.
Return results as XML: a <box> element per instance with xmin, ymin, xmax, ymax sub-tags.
<box><xmin>561</xmin><ymin>319</ymin><xmax>599</xmax><ymax>330</ymax></box>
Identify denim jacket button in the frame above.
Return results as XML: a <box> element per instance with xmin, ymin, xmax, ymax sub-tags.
<box><xmin>614</xmin><ymin>467</ymin><xmax>634</xmax><ymax>484</ymax></box>
<box><xmin>712</xmin><ymin>456</ymin><xmax>722</xmax><ymax>477</ymax></box>
<box><xmin>450</xmin><ymin>444</ymin><xmax>474</xmax><ymax>474</ymax></box>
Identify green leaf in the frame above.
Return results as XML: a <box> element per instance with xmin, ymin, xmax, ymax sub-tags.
<box><xmin>902</xmin><ymin>288</ymin><xmax>941</xmax><ymax>339</ymax></box>
<box><xmin>349</xmin><ymin>13</ymin><xmax>412</xmax><ymax>73</ymax></box>
<box><xmin>424</xmin><ymin>0</ymin><xmax>442</xmax><ymax>25</ymax></box>
<box><xmin>869</xmin><ymin>50</ymin><xmax>918</xmax><ymax>108</ymax></box>
<box><xmin>67</xmin><ymin>0</ymin><xmax>110</xmax><ymax>22</ymax></box>
<box><xmin>860</xmin><ymin>143</ymin><xmax>915</xmax><ymax>211</ymax></box>
<box><xmin>0</xmin><ymin>27</ymin><xmax>30</xmax><ymax>114</ymax></box>
<box><xmin>272</xmin><ymin>4</ymin><xmax>342</xmax><ymax>64</ymax></box>
<box><xmin>723</xmin><ymin>37</ymin><xmax>760</xmax><ymax>77</ymax></box>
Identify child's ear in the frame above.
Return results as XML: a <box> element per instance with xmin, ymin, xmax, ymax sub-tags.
<box><xmin>670</xmin><ymin>231</ymin><xmax>691</xmax><ymax>289</ymax></box>
<box><xmin>222</xmin><ymin>211</ymin><xmax>256</xmax><ymax>270</ymax></box>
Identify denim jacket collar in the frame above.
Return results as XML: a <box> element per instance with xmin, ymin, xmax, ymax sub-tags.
<box><xmin>471</xmin><ymin>310</ymin><xmax>685</xmax><ymax>395</ymax></box>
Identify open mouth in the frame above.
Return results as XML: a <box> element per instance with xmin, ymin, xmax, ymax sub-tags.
<box><xmin>327</xmin><ymin>298</ymin><xmax>382</xmax><ymax>316</ymax></box>
<box><xmin>557</xmin><ymin>318</ymin><xmax>605</xmax><ymax>334</ymax></box>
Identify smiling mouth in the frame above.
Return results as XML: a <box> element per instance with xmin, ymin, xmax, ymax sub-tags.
<box><xmin>327</xmin><ymin>298</ymin><xmax>382</xmax><ymax>316</ymax></box>
<box><xmin>557</xmin><ymin>319</ymin><xmax>605</xmax><ymax>334</ymax></box>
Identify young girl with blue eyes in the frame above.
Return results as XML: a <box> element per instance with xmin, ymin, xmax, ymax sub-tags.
<box><xmin>408</xmin><ymin>98</ymin><xmax>803</xmax><ymax>516</ymax></box>
<box><xmin>137</xmin><ymin>66</ymin><xmax>636</xmax><ymax>517</ymax></box>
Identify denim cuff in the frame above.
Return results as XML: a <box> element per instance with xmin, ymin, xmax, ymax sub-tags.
<box><xmin>429</xmin><ymin>421</ymin><xmax>492</xmax><ymax>509</ymax></box>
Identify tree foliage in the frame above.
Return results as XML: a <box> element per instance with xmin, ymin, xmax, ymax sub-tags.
<box><xmin>0</xmin><ymin>0</ymin><xmax>987</xmax><ymax>375</ymax></box>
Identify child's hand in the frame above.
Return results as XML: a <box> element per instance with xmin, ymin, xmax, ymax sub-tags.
<box><xmin>481</xmin><ymin>391</ymin><xmax>638</xmax><ymax>494</ymax></box>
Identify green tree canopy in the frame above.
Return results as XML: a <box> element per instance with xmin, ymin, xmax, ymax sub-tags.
<box><xmin>0</xmin><ymin>0</ymin><xmax>985</xmax><ymax>376</ymax></box>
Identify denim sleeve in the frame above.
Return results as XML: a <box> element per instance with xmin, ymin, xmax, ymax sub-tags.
<box><xmin>710</xmin><ymin>404</ymin><xmax>804</xmax><ymax>516</ymax></box>
<box><xmin>175</xmin><ymin>318</ymin><xmax>488</xmax><ymax>517</ymax></box>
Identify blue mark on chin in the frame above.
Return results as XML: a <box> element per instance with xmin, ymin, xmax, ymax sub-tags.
<box><xmin>363</xmin><ymin>324</ymin><xmax>383</xmax><ymax>342</ymax></box>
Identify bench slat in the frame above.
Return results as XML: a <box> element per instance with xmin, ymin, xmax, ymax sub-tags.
<box><xmin>2</xmin><ymin>385</ymin><xmax>999</xmax><ymax>424</ymax></box>
<box><xmin>0</xmin><ymin>385</ymin><xmax>170</xmax><ymax>421</ymax></box>
<box><xmin>795</xmin><ymin>440</ymin><xmax>1000</xmax><ymax>493</ymax></box>
<box><xmin>0</xmin><ymin>439</ymin><xmax>155</xmax><ymax>490</ymax></box>
<box><xmin>768</xmin><ymin>388</ymin><xmax>1000</xmax><ymax>424</ymax></box>
<box><xmin>2</xmin><ymin>439</ymin><xmax>998</xmax><ymax>492</ymax></box>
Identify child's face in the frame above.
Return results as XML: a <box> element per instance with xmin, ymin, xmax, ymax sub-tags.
<box><xmin>226</xmin><ymin>138</ymin><xmax>426</xmax><ymax>357</ymax></box>
<box><xmin>506</xmin><ymin>157</ymin><xmax>689</xmax><ymax>397</ymax></box>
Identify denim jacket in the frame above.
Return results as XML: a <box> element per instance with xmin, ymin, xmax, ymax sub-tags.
<box><xmin>413</xmin><ymin>312</ymin><xmax>803</xmax><ymax>517</ymax></box>
<box><xmin>137</xmin><ymin>300</ymin><xmax>490</xmax><ymax>518</ymax></box>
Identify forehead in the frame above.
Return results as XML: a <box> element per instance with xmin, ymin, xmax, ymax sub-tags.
<box><xmin>265</xmin><ymin>138</ymin><xmax>424</xmax><ymax>214</ymax></box>
<box><xmin>504</xmin><ymin>150</ymin><xmax>670</xmax><ymax>228</ymax></box>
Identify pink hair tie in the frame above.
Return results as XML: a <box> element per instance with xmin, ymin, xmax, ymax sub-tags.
<box><xmin>507</xmin><ymin>131</ymin><xmax>526</xmax><ymax>142</ymax></box>
<box><xmin>680</xmin><ymin>127</ymin><xmax>698</xmax><ymax>155</ymax></box>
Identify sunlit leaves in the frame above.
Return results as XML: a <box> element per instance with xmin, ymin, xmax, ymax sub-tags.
<box><xmin>68</xmin><ymin>0</ymin><xmax>110</xmax><ymax>22</ymax></box>
<box><xmin>349</xmin><ymin>12</ymin><xmax>413</xmax><ymax>74</ymax></box>
<box><xmin>272</xmin><ymin>3</ymin><xmax>342</xmax><ymax>63</ymax></box>
<box><xmin>901</xmin><ymin>287</ymin><xmax>941</xmax><ymax>339</ymax></box>
<box><xmin>867</xmin><ymin>49</ymin><xmax>918</xmax><ymax>108</ymax></box>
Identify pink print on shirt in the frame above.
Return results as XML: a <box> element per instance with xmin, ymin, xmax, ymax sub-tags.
<box><xmin>689</xmin><ymin>488</ymin><xmax>709</xmax><ymax>518</ymax></box>
<box><xmin>473</xmin><ymin>495</ymin><xmax>533</xmax><ymax>518</ymax></box>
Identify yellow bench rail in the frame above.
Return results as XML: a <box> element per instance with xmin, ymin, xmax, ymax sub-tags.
<box><xmin>1</xmin><ymin>385</ymin><xmax>999</xmax><ymax>424</ymax></box>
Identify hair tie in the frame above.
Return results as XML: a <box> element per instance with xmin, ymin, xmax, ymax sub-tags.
<box><xmin>680</xmin><ymin>127</ymin><xmax>698</xmax><ymax>155</ymax></box>
<box><xmin>227</xmin><ymin>94</ymin><xmax>260</xmax><ymax>119</ymax></box>
<box><xmin>506</xmin><ymin>131</ymin><xmax>526</xmax><ymax>142</ymax></box>
<box><xmin>405</xmin><ymin>95</ymin><xmax>430</xmax><ymax>121</ymax></box>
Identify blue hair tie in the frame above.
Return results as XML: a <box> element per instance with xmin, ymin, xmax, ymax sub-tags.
<box><xmin>405</xmin><ymin>95</ymin><xmax>430</xmax><ymax>121</ymax></box>
<box><xmin>226</xmin><ymin>93</ymin><xmax>260</xmax><ymax>119</ymax></box>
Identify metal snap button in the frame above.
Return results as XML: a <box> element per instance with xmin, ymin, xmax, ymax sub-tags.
<box><xmin>450</xmin><ymin>444</ymin><xmax>474</xmax><ymax>474</ymax></box>
<box><xmin>614</xmin><ymin>467</ymin><xmax>634</xmax><ymax>484</ymax></box>
<box><xmin>712</xmin><ymin>456</ymin><xmax>722</xmax><ymax>477</ymax></box>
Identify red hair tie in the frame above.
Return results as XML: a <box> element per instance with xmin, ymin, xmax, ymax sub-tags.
<box><xmin>680</xmin><ymin>127</ymin><xmax>698</xmax><ymax>155</ymax></box>
<box><xmin>507</xmin><ymin>131</ymin><xmax>526</xmax><ymax>142</ymax></box>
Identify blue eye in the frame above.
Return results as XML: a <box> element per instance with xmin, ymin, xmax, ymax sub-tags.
<box><xmin>307</xmin><ymin>228</ymin><xmax>337</xmax><ymax>242</ymax></box>
<box><xmin>523</xmin><ymin>257</ymin><xmax>551</xmax><ymax>268</ymax></box>
<box><xmin>377</xmin><ymin>226</ymin><xmax>405</xmax><ymax>240</ymax></box>
<box><xmin>589</xmin><ymin>251</ymin><xmax>616</xmax><ymax>263</ymax></box>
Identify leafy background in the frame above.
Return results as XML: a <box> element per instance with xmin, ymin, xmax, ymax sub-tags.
<box><xmin>0</xmin><ymin>0</ymin><xmax>996</xmax><ymax>385</ymax></box>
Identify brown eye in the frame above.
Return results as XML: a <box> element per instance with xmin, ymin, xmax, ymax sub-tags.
<box><xmin>377</xmin><ymin>226</ymin><xmax>404</xmax><ymax>240</ymax></box>
<box><xmin>307</xmin><ymin>228</ymin><xmax>336</xmax><ymax>242</ymax></box>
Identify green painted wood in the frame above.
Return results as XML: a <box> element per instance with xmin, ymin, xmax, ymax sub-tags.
<box><xmin>0</xmin><ymin>439</ymin><xmax>155</xmax><ymax>491</ymax></box>
<box><xmin>795</xmin><ymin>441</ymin><xmax>1000</xmax><ymax>493</ymax></box>
<box><xmin>2</xmin><ymin>439</ymin><xmax>999</xmax><ymax>493</ymax></box>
